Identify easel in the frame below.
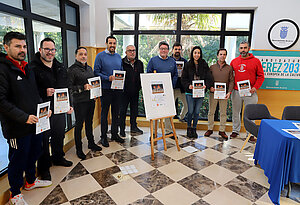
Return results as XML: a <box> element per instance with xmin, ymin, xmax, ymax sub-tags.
<box><xmin>150</xmin><ymin>115</ymin><xmax>180</xmax><ymax>160</ymax></box>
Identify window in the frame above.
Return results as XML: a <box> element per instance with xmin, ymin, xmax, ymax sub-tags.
<box><xmin>0</xmin><ymin>0</ymin><xmax>22</xmax><ymax>9</ymax></box>
<box><xmin>111</xmin><ymin>10</ymin><xmax>254</xmax><ymax>119</ymax></box>
<box><xmin>31</xmin><ymin>0</ymin><xmax>61</xmax><ymax>21</ymax></box>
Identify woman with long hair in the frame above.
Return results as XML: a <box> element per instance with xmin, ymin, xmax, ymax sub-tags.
<box><xmin>181</xmin><ymin>46</ymin><xmax>213</xmax><ymax>138</ymax></box>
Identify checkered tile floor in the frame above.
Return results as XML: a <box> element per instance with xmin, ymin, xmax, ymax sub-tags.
<box><xmin>20</xmin><ymin>126</ymin><xmax>299</xmax><ymax>205</ymax></box>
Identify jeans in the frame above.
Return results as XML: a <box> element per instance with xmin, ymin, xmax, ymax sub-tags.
<box><xmin>186</xmin><ymin>94</ymin><xmax>204</xmax><ymax>128</ymax></box>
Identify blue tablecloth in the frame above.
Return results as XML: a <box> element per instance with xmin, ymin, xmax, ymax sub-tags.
<box><xmin>254</xmin><ymin>119</ymin><xmax>300</xmax><ymax>205</ymax></box>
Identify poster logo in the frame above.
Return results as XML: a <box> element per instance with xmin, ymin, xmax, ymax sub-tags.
<box><xmin>280</xmin><ymin>26</ymin><xmax>288</xmax><ymax>39</ymax></box>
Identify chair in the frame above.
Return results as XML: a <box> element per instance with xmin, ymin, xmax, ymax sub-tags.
<box><xmin>281</xmin><ymin>106</ymin><xmax>300</xmax><ymax>121</ymax></box>
<box><xmin>240</xmin><ymin>104</ymin><xmax>278</xmax><ymax>152</ymax></box>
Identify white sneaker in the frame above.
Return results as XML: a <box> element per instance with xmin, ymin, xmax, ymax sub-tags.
<box><xmin>24</xmin><ymin>178</ymin><xmax>52</xmax><ymax>191</ymax></box>
<box><xmin>9</xmin><ymin>194</ymin><xmax>28</xmax><ymax>205</ymax></box>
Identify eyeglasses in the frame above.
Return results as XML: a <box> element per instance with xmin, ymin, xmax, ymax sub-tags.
<box><xmin>42</xmin><ymin>48</ymin><xmax>56</xmax><ymax>53</ymax></box>
<box><xmin>126</xmin><ymin>49</ymin><xmax>136</xmax><ymax>53</ymax></box>
<box><xmin>159</xmin><ymin>48</ymin><xmax>169</xmax><ymax>51</ymax></box>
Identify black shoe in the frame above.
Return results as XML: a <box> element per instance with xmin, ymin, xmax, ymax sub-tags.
<box><xmin>88</xmin><ymin>143</ymin><xmax>102</xmax><ymax>151</ymax></box>
<box><xmin>101</xmin><ymin>137</ymin><xmax>109</xmax><ymax>147</ymax></box>
<box><xmin>120</xmin><ymin>130</ymin><xmax>126</xmax><ymax>137</ymax></box>
<box><xmin>130</xmin><ymin>127</ymin><xmax>143</xmax><ymax>134</ymax></box>
<box><xmin>40</xmin><ymin>170</ymin><xmax>51</xmax><ymax>181</ymax></box>
<box><xmin>173</xmin><ymin>115</ymin><xmax>180</xmax><ymax>119</ymax></box>
<box><xmin>192</xmin><ymin>128</ymin><xmax>198</xmax><ymax>138</ymax></box>
<box><xmin>76</xmin><ymin>151</ymin><xmax>86</xmax><ymax>160</ymax></box>
<box><xmin>112</xmin><ymin>134</ymin><xmax>125</xmax><ymax>143</ymax></box>
<box><xmin>187</xmin><ymin>127</ymin><xmax>193</xmax><ymax>138</ymax></box>
<box><xmin>52</xmin><ymin>158</ymin><xmax>73</xmax><ymax>167</ymax></box>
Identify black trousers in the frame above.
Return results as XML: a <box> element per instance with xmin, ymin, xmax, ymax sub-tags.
<box><xmin>100</xmin><ymin>89</ymin><xmax>121</xmax><ymax>138</ymax></box>
<box><xmin>119</xmin><ymin>92</ymin><xmax>139</xmax><ymax>132</ymax></box>
<box><xmin>37</xmin><ymin>113</ymin><xmax>66</xmax><ymax>173</ymax></box>
<box><xmin>74</xmin><ymin>100</ymin><xmax>96</xmax><ymax>152</ymax></box>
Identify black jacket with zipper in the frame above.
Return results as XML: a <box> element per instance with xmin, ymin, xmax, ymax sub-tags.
<box><xmin>67</xmin><ymin>60</ymin><xmax>94</xmax><ymax>105</ymax></box>
<box><xmin>181</xmin><ymin>59</ymin><xmax>214</xmax><ymax>94</ymax></box>
<box><xmin>0</xmin><ymin>53</ymin><xmax>42</xmax><ymax>139</ymax></box>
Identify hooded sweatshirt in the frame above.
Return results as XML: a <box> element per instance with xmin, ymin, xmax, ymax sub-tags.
<box><xmin>230</xmin><ymin>53</ymin><xmax>265</xmax><ymax>90</ymax></box>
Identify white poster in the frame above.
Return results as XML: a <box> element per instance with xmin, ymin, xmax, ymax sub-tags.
<box><xmin>36</xmin><ymin>101</ymin><xmax>50</xmax><ymax>134</ymax></box>
<box><xmin>176</xmin><ymin>61</ymin><xmax>184</xmax><ymax>77</ymax></box>
<box><xmin>54</xmin><ymin>88</ymin><xmax>70</xmax><ymax>114</ymax></box>
<box><xmin>214</xmin><ymin>82</ymin><xmax>226</xmax><ymax>99</ymax></box>
<box><xmin>111</xmin><ymin>70</ymin><xmax>126</xmax><ymax>89</ymax></box>
<box><xmin>150</xmin><ymin>80</ymin><xmax>166</xmax><ymax>107</ymax></box>
<box><xmin>282</xmin><ymin>129</ymin><xmax>300</xmax><ymax>140</ymax></box>
<box><xmin>192</xmin><ymin>80</ymin><xmax>205</xmax><ymax>98</ymax></box>
<box><xmin>293</xmin><ymin>122</ymin><xmax>300</xmax><ymax>129</ymax></box>
<box><xmin>88</xmin><ymin>76</ymin><xmax>101</xmax><ymax>99</ymax></box>
<box><xmin>237</xmin><ymin>80</ymin><xmax>251</xmax><ymax>97</ymax></box>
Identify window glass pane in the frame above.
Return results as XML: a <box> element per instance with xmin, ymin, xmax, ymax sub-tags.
<box><xmin>66</xmin><ymin>30</ymin><xmax>77</xmax><ymax>67</ymax></box>
<box><xmin>31</xmin><ymin>0</ymin><xmax>60</xmax><ymax>21</ymax></box>
<box><xmin>226</xmin><ymin>13</ymin><xmax>250</xmax><ymax>31</ymax></box>
<box><xmin>225</xmin><ymin>36</ymin><xmax>248</xmax><ymax>64</ymax></box>
<box><xmin>182</xmin><ymin>13</ymin><xmax>221</xmax><ymax>31</ymax></box>
<box><xmin>0</xmin><ymin>12</ymin><xmax>25</xmax><ymax>52</ymax></box>
<box><xmin>113</xmin><ymin>14</ymin><xmax>134</xmax><ymax>30</ymax></box>
<box><xmin>32</xmin><ymin>21</ymin><xmax>63</xmax><ymax>63</ymax></box>
<box><xmin>139</xmin><ymin>13</ymin><xmax>177</xmax><ymax>30</ymax></box>
<box><xmin>0</xmin><ymin>0</ymin><xmax>22</xmax><ymax>9</ymax></box>
<box><xmin>115</xmin><ymin>35</ymin><xmax>134</xmax><ymax>58</ymax></box>
<box><xmin>65</xmin><ymin>4</ymin><xmax>76</xmax><ymax>26</ymax></box>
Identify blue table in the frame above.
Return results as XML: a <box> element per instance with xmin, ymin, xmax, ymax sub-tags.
<box><xmin>254</xmin><ymin>119</ymin><xmax>300</xmax><ymax>205</ymax></box>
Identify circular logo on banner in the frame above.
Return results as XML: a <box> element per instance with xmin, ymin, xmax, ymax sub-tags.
<box><xmin>268</xmin><ymin>19</ymin><xmax>299</xmax><ymax>50</ymax></box>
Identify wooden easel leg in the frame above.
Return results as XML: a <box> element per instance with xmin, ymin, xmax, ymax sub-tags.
<box><xmin>150</xmin><ymin>120</ymin><xmax>154</xmax><ymax>160</ymax></box>
<box><xmin>160</xmin><ymin>119</ymin><xmax>167</xmax><ymax>151</ymax></box>
<box><xmin>154</xmin><ymin>119</ymin><xmax>158</xmax><ymax>145</ymax></box>
<box><xmin>170</xmin><ymin>117</ymin><xmax>180</xmax><ymax>151</ymax></box>
<box><xmin>240</xmin><ymin>133</ymin><xmax>251</xmax><ymax>152</ymax></box>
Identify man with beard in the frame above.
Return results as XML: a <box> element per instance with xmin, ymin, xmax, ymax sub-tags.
<box><xmin>29</xmin><ymin>38</ymin><xmax>74</xmax><ymax>181</ymax></box>
<box><xmin>0</xmin><ymin>32</ymin><xmax>52</xmax><ymax>205</ymax></box>
<box><xmin>230</xmin><ymin>41</ymin><xmax>264</xmax><ymax>141</ymax></box>
<box><xmin>94</xmin><ymin>36</ymin><xmax>125</xmax><ymax>147</ymax></box>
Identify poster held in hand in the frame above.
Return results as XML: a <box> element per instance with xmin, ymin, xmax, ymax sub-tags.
<box><xmin>111</xmin><ymin>70</ymin><xmax>126</xmax><ymax>89</ymax></box>
<box><xmin>176</xmin><ymin>61</ymin><xmax>184</xmax><ymax>77</ymax></box>
<box><xmin>192</xmin><ymin>80</ymin><xmax>205</xmax><ymax>98</ymax></box>
<box><xmin>54</xmin><ymin>88</ymin><xmax>70</xmax><ymax>114</ymax></box>
<box><xmin>36</xmin><ymin>101</ymin><xmax>50</xmax><ymax>134</ymax></box>
<box><xmin>214</xmin><ymin>82</ymin><xmax>226</xmax><ymax>99</ymax></box>
<box><xmin>88</xmin><ymin>76</ymin><xmax>101</xmax><ymax>99</ymax></box>
<box><xmin>237</xmin><ymin>80</ymin><xmax>251</xmax><ymax>97</ymax></box>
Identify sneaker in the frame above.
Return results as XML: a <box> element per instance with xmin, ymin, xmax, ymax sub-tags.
<box><xmin>230</xmin><ymin>132</ymin><xmax>239</xmax><ymax>138</ymax></box>
<box><xmin>52</xmin><ymin>158</ymin><xmax>73</xmax><ymax>167</ymax></box>
<box><xmin>39</xmin><ymin>170</ymin><xmax>51</xmax><ymax>181</ymax></box>
<box><xmin>111</xmin><ymin>134</ymin><xmax>125</xmax><ymax>143</ymax></box>
<box><xmin>130</xmin><ymin>127</ymin><xmax>143</xmax><ymax>134</ymax></box>
<box><xmin>219</xmin><ymin>131</ymin><xmax>228</xmax><ymax>140</ymax></box>
<box><xmin>100</xmin><ymin>137</ymin><xmax>109</xmax><ymax>147</ymax></box>
<box><xmin>24</xmin><ymin>178</ymin><xmax>52</xmax><ymax>191</ymax></box>
<box><xmin>204</xmin><ymin>130</ymin><xmax>213</xmax><ymax>137</ymax></box>
<box><xmin>10</xmin><ymin>194</ymin><xmax>28</xmax><ymax>205</ymax></box>
<box><xmin>88</xmin><ymin>143</ymin><xmax>102</xmax><ymax>151</ymax></box>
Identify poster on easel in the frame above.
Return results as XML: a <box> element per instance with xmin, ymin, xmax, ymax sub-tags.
<box><xmin>141</xmin><ymin>73</ymin><xmax>176</xmax><ymax>120</ymax></box>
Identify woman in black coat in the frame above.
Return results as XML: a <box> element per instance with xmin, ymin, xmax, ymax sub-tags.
<box><xmin>181</xmin><ymin>46</ymin><xmax>213</xmax><ymax>138</ymax></box>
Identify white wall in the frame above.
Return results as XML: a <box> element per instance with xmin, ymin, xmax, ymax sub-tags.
<box><xmin>75</xmin><ymin>0</ymin><xmax>300</xmax><ymax>50</ymax></box>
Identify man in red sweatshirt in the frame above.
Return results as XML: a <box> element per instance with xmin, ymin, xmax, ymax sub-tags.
<box><xmin>230</xmin><ymin>41</ymin><xmax>264</xmax><ymax>141</ymax></box>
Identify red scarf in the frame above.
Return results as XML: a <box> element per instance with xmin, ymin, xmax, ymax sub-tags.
<box><xmin>6</xmin><ymin>56</ymin><xmax>27</xmax><ymax>76</ymax></box>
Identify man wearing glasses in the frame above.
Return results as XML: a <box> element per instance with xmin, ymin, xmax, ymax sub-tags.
<box><xmin>119</xmin><ymin>45</ymin><xmax>144</xmax><ymax>137</ymax></box>
<box><xmin>29</xmin><ymin>38</ymin><xmax>74</xmax><ymax>182</ymax></box>
<box><xmin>147</xmin><ymin>41</ymin><xmax>178</xmax><ymax>135</ymax></box>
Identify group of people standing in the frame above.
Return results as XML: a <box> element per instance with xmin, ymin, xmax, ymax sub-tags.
<box><xmin>0</xmin><ymin>31</ymin><xmax>264</xmax><ymax>205</ymax></box>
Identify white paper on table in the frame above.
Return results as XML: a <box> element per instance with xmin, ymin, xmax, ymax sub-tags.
<box><xmin>54</xmin><ymin>88</ymin><xmax>70</xmax><ymax>114</ymax></box>
<box><xmin>150</xmin><ymin>80</ymin><xmax>166</xmax><ymax>107</ymax></box>
<box><xmin>214</xmin><ymin>82</ymin><xmax>226</xmax><ymax>99</ymax></box>
<box><xmin>292</xmin><ymin>122</ymin><xmax>300</xmax><ymax>129</ymax></box>
<box><xmin>111</xmin><ymin>70</ymin><xmax>126</xmax><ymax>89</ymax></box>
<box><xmin>192</xmin><ymin>80</ymin><xmax>205</xmax><ymax>98</ymax></box>
<box><xmin>237</xmin><ymin>80</ymin><xmax>251</xmax><ymax>97</ymax></box>
<box><xmin>176</xmin><ymin>61</ymin><xmax>184</xmax><ymax>77</ymax></box>
<box><xmin>282</xmin><ymin>129</ymin><xmax>300</xmax><ymax>140</ymax></box>
<box><xmin>88</xmin><ymin>76</ymin><xmax>101</xmax><ymax>99</ymax></box>
<box><xmin>36</xmin><ymin>101</ymin><xmax>51</xmax><ymax>134</ymax></box>
<box><xmin>182</xmin><ymin>146</ymin><xmax>198</xmax><ymax>153</ymax></box>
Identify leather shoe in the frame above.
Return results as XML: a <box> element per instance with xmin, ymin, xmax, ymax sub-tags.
<box><xmin>204</xmin><ymin>130</ymin><xmax>213</xmax><ymax>137</ymax></box>
<box><xmin>101</xmin><ymin>137</ymin><xmax>109</xmax><ymax>147</ymax></box>
<box><xmin>249</xmin><ymin>135</ymin><xmax>257</xmax><ymax>142</ymax></box>
<box><xmin>112</xmin><ymin>134</ymin><xmax>125</xmax><ymax>143</ymax></box>
<box><xmin>76</xmin><ymin>151</ymin><xmax>86</xmax><ymax>160</ymax></box>
<box><xmin>230</xmin><ymin>132</ymin><xmax>239</xmax><ymax>138</ymax></box>
<box><xmin>120</xmin><ymin>130</ymin><xmax>126</xmax><ymax>137</ymax></box>
<box><xmin>52</xmin><ymin>158</ymin><xmax>73</xmax><ymax>167</ymax></box>
<box><xmin>131</xmin><ymin>127</ymin><xmax>143</xmax><ymax>134</ymax></box>
<box><xmin>219</xmin><ymin>131</ymin><xmax>228</xmax><ymax>140</ymax></box>
<box><xmin>88</xmin><ymin>143</ymin><xmax>102</xmax><ymax>151</ymax></box>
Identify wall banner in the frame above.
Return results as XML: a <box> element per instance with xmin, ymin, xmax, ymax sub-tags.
<box><xmin>251</xmin><ymin>50</ymin><xmax>300</xmax><ymax>90</ymax></box>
